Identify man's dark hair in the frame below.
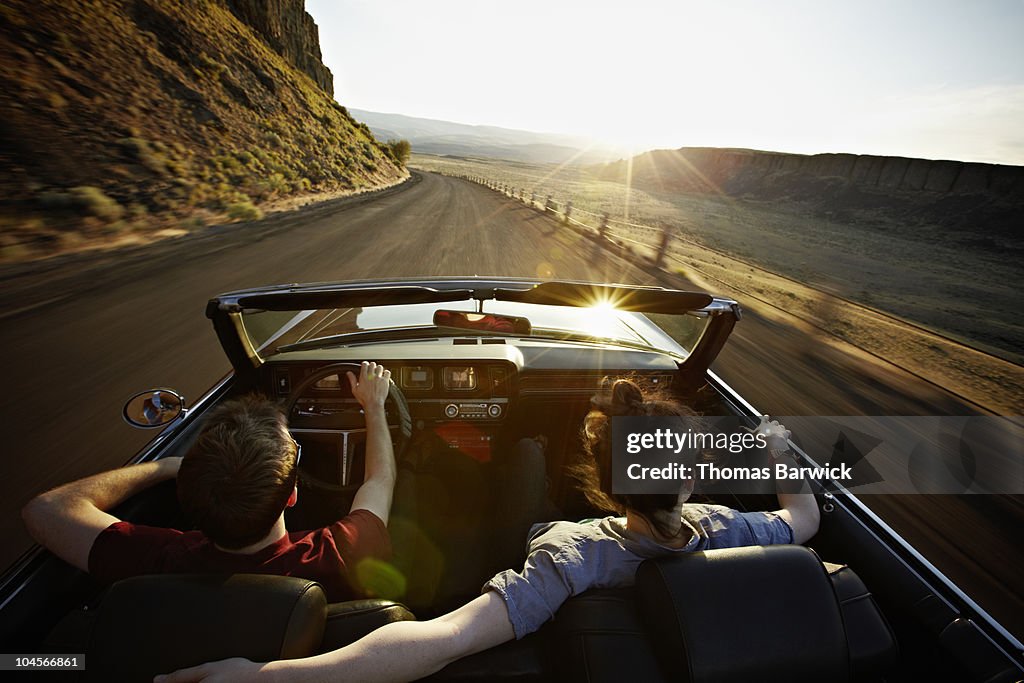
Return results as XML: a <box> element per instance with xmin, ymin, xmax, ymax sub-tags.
<box><xmin>177</xmin><ymin>395</ymin><xmax>298</xmax><ymax>549</ymax></box>
<box><xmin>570</xmin><ymin>378</ymin><xmax>701</xmax><ymax>540</ymax></box>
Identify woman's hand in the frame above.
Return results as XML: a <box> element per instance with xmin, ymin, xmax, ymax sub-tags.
<box><xmin>347</xmin><ymin>361</ymin><xmax>391</xmax><ymax>413</ymax></box>
<box><xmin>154</xmin><ymin>657</ymin><xmax>263</xmax><ymax>683</ymax></box>
<box><xmin>755</xmin><ymin>415</ymin><xmax>791</xmax><ymax>453</ymax></box>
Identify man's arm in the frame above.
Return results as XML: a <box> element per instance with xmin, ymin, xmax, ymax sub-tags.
<box><xmin>157</xmin><ymin>591</ymin><xmax>515</xmax><ymax>683</ymax></box>
<box><xmin>21</xmin><ymin>457</ymin><xmax>182</xmax><ymax>572</ymax></box>
<box><xmin>758</xmin><ymin>417</ymin><xmax>821</xmax><ymax>544</ymax></box>
<box><xmin>347</xmin><ymin>361</ymin><xmax>397</xmax><ymax>525</ymax></box>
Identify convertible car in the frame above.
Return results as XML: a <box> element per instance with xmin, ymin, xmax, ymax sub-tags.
<box><xmin>0</xmin><ymin>277</ymin><xmax>1021</xmax><ymax>682</ymax></box>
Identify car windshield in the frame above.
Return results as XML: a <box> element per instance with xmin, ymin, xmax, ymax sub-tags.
<box><xmin>241</xmin><ymin>299</ymin><xmax>709</xmax><ymax>358</ymax></box>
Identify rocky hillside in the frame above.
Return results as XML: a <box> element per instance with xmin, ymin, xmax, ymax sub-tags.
<box><xmin>0</xmin><ymin>0</ymin><xmax>406</xmax><ymax>260</ymax></box>
<box><xmin>593</xmin><ymin>148</ymin><xmax>1024</xmax><ymax>237</ymax></box>
<box><xmin>225</xmin><ymin>0</ymin><xmax>333</xmax><ymax>95</ymax></box>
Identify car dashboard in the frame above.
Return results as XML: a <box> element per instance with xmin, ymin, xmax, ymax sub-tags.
<box><xmin>265</xmin><ymin>336</ymin><xmax>679</xmax><ymax>412</ymax></box>
<box><xmin>261</xmin><ymin>337</ymin><xmax>680</xmax><ymax>473</ymax></box>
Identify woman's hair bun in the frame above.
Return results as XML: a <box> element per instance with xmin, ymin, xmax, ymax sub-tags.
<box><xmin>611</xmin><ymin>379</ymin><xmax>644</xmax><ymax>415</ymax></box>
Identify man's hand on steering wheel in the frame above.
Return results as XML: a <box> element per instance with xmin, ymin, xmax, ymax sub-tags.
<box><xmin>284</xmin><ymin>361</ymin><xmax>410</xmax><ymax>497</ymax></box>
<box><xmin>346</xmin><ymin>361</ymin><xmax>391</xmax><ymax>414</ymax></box>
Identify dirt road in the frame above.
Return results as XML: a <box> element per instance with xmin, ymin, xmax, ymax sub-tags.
<box><xmin>1</xmin><ymin>171</ymin><xmax>1019</xmax><ymax>634</ymax></box>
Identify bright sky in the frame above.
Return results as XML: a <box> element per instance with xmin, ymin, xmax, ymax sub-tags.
<box><xmin>306</xmin><ymin>0</ymin><xmax>1024</xmax><ymax>165</ymax></box>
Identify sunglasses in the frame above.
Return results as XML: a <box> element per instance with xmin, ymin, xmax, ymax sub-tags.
<box><xmin>290</xmin><ymin>435</ymin><xmax>302</xmax><ymax>472</ymax></box>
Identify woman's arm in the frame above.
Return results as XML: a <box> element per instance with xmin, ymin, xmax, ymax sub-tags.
<box><xmin>156</xmin><ymin>592</ymin><xmax>515</xmax><ymax>683</ymax></box>
<box><xmin>758</xmin><ymin>417</ymin><xmax>820</xmax><ymax>544</ymax></box>
<box><xmin>775</xmin><ymin>490</ymin><xmax>820</xmax><ymax>544</ymax></box>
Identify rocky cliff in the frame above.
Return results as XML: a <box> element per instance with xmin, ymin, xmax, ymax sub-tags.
<box><xmin>225</xmin><ymin>0</ymin><xmax>333</xmax><ymax>96</ymax></box>
<box><xmin>0</xmin><ymin>0</ymin><xmax>405</xmax><ymax>260</ymax></box>
<box><xmin>594</xmin><ymin>148</ymin><xmax>1024</xmax><ymax>235</ymax></box>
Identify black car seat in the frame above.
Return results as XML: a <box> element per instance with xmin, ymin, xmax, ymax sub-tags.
<box><xmin>636</xmin><ymin>545</ymin><xmax>897</xmax><ymax>683</ymax></box>
<box><xmin>81</xmin><ymin>574</ymin><xmax>414</xmax><ymax>682</ymax></box>
<box><xmin>550</xmin><ymin>545</ymin><xmax>896</xmax><ymax>683</ymax></box>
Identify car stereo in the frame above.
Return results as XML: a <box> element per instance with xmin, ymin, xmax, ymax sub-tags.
<box><xmin>443</xmin><ymin>401</ymin><xmax>503</xmax><ymax>419</ymax></box>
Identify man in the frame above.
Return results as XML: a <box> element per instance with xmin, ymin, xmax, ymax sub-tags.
<box><xmin>22</xmin><ymin>361</ymin><xmax>396</xmax><ymax>602</ymax></box>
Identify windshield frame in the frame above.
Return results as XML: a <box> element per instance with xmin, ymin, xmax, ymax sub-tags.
<box><xmin>207</xmin><ymin>277</ymin><xmax>739</xmax><ymax>380</ymax></box>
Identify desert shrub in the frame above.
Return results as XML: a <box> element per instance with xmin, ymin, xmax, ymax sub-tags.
<box><xmin>226</xmin><ymin>201</ymin><xmax>262</xmax><ymax>222</ymax></box>
<box><xmin>213</xmin><ymin>154</ymin><xmax>242</xmax><ymax>173</ymax></box>
<box><xmin>70</xmin><ymin>186</ymin><xmax>125</xmax><ymax>222</ymax></box>
<box><xmin>250</xmin><ymin>148</ymin><xmax>271</xmax><ymax>164</ymax></box>
<box><xmin>263</xmin><ymin>131</ymin><xmax>283</xmax><ymax>148</ymax></box>
<box><xmin>165</xmin><ymin>158</ymin><xmax>190</xmax><ymax>177</ymax></box>
<box><xmin>118</xmin><ymin>137</ymin><xmax>167</xmax><ymax>174</ymax></box>
<box><xmin>127</xmin><ymin>203</ymin><xmax>149</xmax><ymax>220</ymax></box>
<box><xmin>385</xmin><ymin>139</ymin><xmax>411</xmax><ymax>165</ymax></box>
<box><xmin>198</xmin><ymin>52</ymin><xmax>225</xmax><ymax>76</ymax></box>
<box><xmin>265</xmin><ymin>172</ymin><xmax>288</xmax><ymax>194</ymax></box>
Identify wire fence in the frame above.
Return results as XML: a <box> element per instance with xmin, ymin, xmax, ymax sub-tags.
<box><xmin>455</xmin><ymin>174</ymin><xmax>679</xmax><ymax>267</ymax></box>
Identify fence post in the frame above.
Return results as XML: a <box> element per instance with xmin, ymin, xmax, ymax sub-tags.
<box><xmin>655</xmin><ymin>227</ymin><xmax>671</xmax><ymax>268</ymax></box>
<box><xmin>599</xmin><ymin>212</ymin><xmax>609</xmax><ymax>239</ymax></box>
<box><xmin>545</xmin><ymin>195</ymin><xmax>553</xmax><ymax>215</ymax></box>
<box><xmin>530</xmin><ymin>192</ymin><xmax>536</xmax><ymax>207</ymax></box>
<box><xmin>564</xmin><ymin>200</ymin><xmax>572</xmax><ymax>225</ymax></box>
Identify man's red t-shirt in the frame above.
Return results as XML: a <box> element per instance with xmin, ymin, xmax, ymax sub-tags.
<box><xmin>88</xmin><ymin>509</ymin><xmax>390</xmax><ymax>602</ymax></box>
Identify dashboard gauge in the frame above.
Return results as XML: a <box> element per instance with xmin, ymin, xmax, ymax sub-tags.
<box><xmin>313</xmin><ymin>374</ymin><xmax>342</xmax><ymax>390</ymax></box>
<box><xmin>401</xmin><ymin>366</ymin><xmax>434</xmax><ymax>390</ymax></box>
<box><xmin>443</xmin><ymin>366</ymin><xmax>477</xmax><ymax>390</ymax></box>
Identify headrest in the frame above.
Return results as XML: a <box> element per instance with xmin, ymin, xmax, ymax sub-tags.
<box><xmin>548</xmin><ymin>588</ymin><xmax>667</xmax><ymax>683</ymax></box>
<box><xmin>636</xmin><ymin>545</ymin><xmax>850</xmax><ymax>683</ymax></box>
<box><xmin>88</xmin><ymin>574</ymin><xmax>326</xmax><ymax>682</ymax></box>
<box><xmin>321</xmin><ymin>599</ymin><xmax>417</xmax><ymax>651</ymax></box>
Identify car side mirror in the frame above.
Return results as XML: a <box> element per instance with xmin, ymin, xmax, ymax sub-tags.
<box><xmin>123</xmin><ymin>389</ymin><xmax>185</xmax><ymax>428</ymax></box>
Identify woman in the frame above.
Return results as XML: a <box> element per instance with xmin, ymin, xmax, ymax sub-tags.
<box><xmin>158</xmin><ymin>379</ymin><xmax>820</xmax><ymax>683</ymax></box>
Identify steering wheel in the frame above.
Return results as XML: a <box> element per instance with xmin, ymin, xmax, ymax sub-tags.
<box><xmin>283</xmin><ymin>363</ymin><xmax>411</xmax><ymax>494</ymax></box>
